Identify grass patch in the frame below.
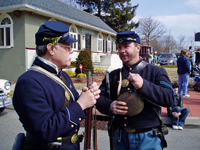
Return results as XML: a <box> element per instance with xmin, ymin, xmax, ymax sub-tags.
<box><xmin>161</xmin><ymin>65</ymin><xmax>177</xmax><ymax>68</ymax></box>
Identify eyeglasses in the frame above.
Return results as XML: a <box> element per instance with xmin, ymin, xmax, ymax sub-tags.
<box><xmin>58</xmin><ymin>44</ymin><xmax>72</xmax><ymax>51</ymax></box>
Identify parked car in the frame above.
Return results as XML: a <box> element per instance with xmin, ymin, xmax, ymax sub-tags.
<box><xmin>157</xmin><ymin>53</ymin><xmax>177</xmax><ymax>65</ymax></box>
<box><xmin>0</xmin><ymin>79</ymin><xmax>12</xmax><ymax>113</ymax></box>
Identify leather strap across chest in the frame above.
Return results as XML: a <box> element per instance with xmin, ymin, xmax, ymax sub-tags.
<box><xmin>29</xmin><ymin>66</ymin><xmax>75</xmax><ymax>102</ymax></box>
<box><xmin>117</xmin><ymin>60</ymin><xmax>148</xmax><ymax>96</ymax></box>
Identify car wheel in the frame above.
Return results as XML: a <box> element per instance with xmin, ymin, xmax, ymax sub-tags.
<box><xmin>0</xmin><ymin>107</ymin><xmax>5</xmax><ymax>113</ymax></box>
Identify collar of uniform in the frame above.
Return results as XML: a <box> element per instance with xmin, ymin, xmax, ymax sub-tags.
<box><xmin>37</xmin><ymin>56</ymin><xmax>59</xmax><ymax>74</ymax></box>
<box><xmin>123</xmin><ymin>59</ymin><xmax>143</xmax><ymax>72</ymax></box>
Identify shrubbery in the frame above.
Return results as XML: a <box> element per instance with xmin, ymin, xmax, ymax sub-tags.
<box><xmin>64</xmin><ymin>70</ymin><xmax>76</xmax><ymax>78</ymax></box>
<box><xmin>77</xmin><ymin>73</ymin><xmax>86</xmax><ymax>82</ymax></box>
<box><xmin>75</xmin><ymin>49</ymin><xmax>94</xmax><ymax>75</ymax></box>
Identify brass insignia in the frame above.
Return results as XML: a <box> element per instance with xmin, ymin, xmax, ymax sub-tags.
<box><xmin>65</xmin><ymin>90</ymin><xmax>70</xmax><ymax>101</ymax></box>
<box><xmin>119</xmin><ymin>38</ymin><xmax>123</xmax><ymax>43</ymax></box>
<box><xmin>122</xmin><ymin>79</ymin><xmax>129</xmax><ymax>87</ymax></box>
<box><xmin>134</xmin><ymin>38</ymin><xmax>136</xmax><ymax>41</ymax></box>
<box><xmin>71</xmin><ymin>133</ymin><xmax>78</xmax><ymax>144</ymax></box>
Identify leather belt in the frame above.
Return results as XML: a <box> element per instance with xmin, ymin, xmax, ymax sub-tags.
<box><xmin>124</xmin><ymin>128</ymin><xmax>153</xmax><ymax>133</ymax></box>
<box><xmin>26</xmin><ymin>132</ymin><xmax>84</xmax><ymax>147</ymax></box>
<box><xmin>55</xmin><ymin>133</ymin><xmax>79</xmax><ymax>146</ymax></box>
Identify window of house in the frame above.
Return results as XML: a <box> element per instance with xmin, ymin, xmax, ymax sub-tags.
<box><xmin>69</xmin><ymin>25</ymin><xmax>78</xmax><ymax>50</ymax></box>
<box><xmin>97</xmin><ymin>33</ymin><xmax>103</xmax><ymax>52</ymax></box>
<box><xmin>85</xmin><ymin>34</ymin><xmax>91</xmax><ymax>50</ymax></box>
<box><xmin>107</xmin><ymin>35</ymin><xmax>112</xmax><ymax>52</ymax></box>
<box><xmin>0</xmin><ymin>14</ymin><xmax>13</xmax><ymax>48</ymax></box>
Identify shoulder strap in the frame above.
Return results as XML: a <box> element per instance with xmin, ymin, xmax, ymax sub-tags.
<box><xmin>132</xmin><ymin>60</ymin><xmax>148</xmax><ymax>73</ymax></box>
<box><xmin>29</xmin><ymin>66</ymin><xmax>75</xmax><ymax>101</ymax></box>
<box><xmin>118</xmin><ymin>60</ymin><xmax>147</xmax><ymax>95</ymax></box>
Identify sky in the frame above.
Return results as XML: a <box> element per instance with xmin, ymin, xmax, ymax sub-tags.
<box><xmin>131</xmin><ymin>0</ymin><xmax>200</xmax><ymax>46</ymax></box>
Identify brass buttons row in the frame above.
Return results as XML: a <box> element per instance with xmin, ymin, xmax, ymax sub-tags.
<box><xmin>71</xmin><ymin>118</ymin><xmax>82</xmax><ymax>128</ymax></box>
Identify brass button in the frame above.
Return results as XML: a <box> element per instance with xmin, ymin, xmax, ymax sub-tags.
<box><xmin>75</xmin><ymin>129</ymin><xmax>78</xmax><ymax>132</ymax></box>
<box><xmin>124</xmin><ymin>117</ymin><xmax>127</xmax><ymax>120</ymax></box>
<box><xmin>71</xmin><ymin>124</ymin><xmax>74</xmax><ymax>128</ymax></box>
<box><xmin>127</xmin><ymin>88</ymin><xmax>130</xmax><ymax>91</ymax></box>
<box><xmin>79</xmin><ymin>118</ymin><xmax>82</xmax><ymax>121</ymax></box>
<box><xmin>124</xmin><ymin>124</ymin><xmax>127</xmax><ymax>127</ymax></box>
<box><xmin>129</xmin><ymin>68</ymin><xmax>132</xmax><ymax>71</ymax></box>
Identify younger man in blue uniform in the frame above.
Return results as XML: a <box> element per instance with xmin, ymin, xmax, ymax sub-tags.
<box><xmin>96</xmin><ymin>31</ymin><xmax>174</xmax><ymax>150</ymax></box>
<box><xmin>13</xmin><ymin>21</ymin><xmax>100</xmax><ymax>150</ymax></box>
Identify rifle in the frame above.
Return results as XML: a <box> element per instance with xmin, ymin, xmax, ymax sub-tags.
<box><xmin>92</xmin><ymin>74</ymin><xmax>98</xmax><ymax>150</ymax></box>
<box><xmin>84</xmin><ymin>72</ymin><xmax>92</xmax><ymax>150</ymax></box>
<box><xmin>106</xmin><ymin>71</ymin><xmax>116</xmax><ymax>150</ymax></box>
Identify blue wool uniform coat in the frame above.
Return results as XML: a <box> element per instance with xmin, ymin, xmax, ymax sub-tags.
<box><xmin>13</xmin><ymin>57</ymin><xmax>85</xmax><ymax>150</ymax></box>
<box><xmin>96</xmin><ymin>59</ymin><xmax>175</xmax><ymax>129</ymax></box>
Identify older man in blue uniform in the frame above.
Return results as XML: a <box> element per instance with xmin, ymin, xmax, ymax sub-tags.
<box><xmin>13</xmin><ymin>21</ymin><xmax>100</xmax><ymax>150</ymax></box>
<box><xmin>96</xmin><ymin>31</ymin><xmax>174</xmax><ymax>150</ymax></box>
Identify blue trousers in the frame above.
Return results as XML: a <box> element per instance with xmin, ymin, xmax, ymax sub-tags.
<box><xmin>172</xmin><ymin>106</ymin><xmax>190</xmax><ymax>127</ymax></box>
<box><xmin>178</xmin><ymin>73</ymin><xmax>189</xmax><ymax>96</ymax></box>
<box><xmin>115</xmin><ymin>129</ymin><xmax>162</xmax><ymax>150</ymax></box>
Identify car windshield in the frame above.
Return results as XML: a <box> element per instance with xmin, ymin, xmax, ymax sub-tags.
<box><xmin>160</xmin><ymin>54</ymin><xmax>172</xmax><ymax>58</ymax></box>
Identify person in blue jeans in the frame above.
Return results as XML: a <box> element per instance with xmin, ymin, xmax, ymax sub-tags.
<box><xmin>167</xmin><ymin>81</ymin><xmax>190</xmax><ymax>130</ymax></box>
<box><xmin>177</xmin><ymin>49</ymin><xmax>191</xmax><ymax>97</ymax></box>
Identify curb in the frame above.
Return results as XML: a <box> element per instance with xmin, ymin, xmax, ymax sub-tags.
<box><xmin>162</xmin><ymin>116</ymin><xmax>200</xmax><ymax>126</ymax></box>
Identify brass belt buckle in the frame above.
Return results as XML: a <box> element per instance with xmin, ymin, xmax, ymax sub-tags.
<box><xmin>124</xmin><ymin>129</ymin><xmax>136</xmax><ymax>133</ymax></box>
<box><xmin>71</xmin><ymin>133</ymin><xmax>78</xmax><ymax>144</ymax></box>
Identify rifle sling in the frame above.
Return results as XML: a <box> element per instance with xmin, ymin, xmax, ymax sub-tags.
<box><xmin>29</xmin><ymin>66</ymin><xmax>75</xmax><ymax>104</ymax></box>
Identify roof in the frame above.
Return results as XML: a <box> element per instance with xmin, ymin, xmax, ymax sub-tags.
<box><xmin>0</xmin><ymin>0</ymin><xmax>117</xmax><ymax>35</ymax></box>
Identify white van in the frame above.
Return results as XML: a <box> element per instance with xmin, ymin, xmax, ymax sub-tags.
<box><xmin>0</xmin><ymin>79</ymin><xmax>12</xmax><ymax>113</ymax></box>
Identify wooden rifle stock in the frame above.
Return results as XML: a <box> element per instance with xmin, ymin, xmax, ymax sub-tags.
<box><xmin>84</xmin><ymin>72</ymin><xmax>92</xmax><ymax>150</ymax></box>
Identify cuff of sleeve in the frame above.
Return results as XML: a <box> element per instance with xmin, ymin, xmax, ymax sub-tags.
<box><xmin>66</xmin><ymin>102</ymin><xmax>86</xmax><ymax>125</ymax></box>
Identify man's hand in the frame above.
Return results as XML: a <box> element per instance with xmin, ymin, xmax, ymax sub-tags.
<box><xmin>128</xmin><ymin>72</ymin><xmax>143</xmax><ymax>89</ymax></box>
<box><xmin>77</xmin><ymin>82</ymin><xmax>101</xmax><ymax>110</ymax></box>
<box><xmin>110</xmin><ymin>100</ymin><xmax>128</xmax><ymax>115</ymax></box>
<box><xmin>172</xmin><ymin>112</ymin><xmax>181</xmax><ymax>118</ymax></box>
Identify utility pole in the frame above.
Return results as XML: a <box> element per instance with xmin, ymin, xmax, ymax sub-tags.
<box><xmin>169</xmin><ymin>29</ymin><xmax>171</xmax><ymax>53</ymax></box>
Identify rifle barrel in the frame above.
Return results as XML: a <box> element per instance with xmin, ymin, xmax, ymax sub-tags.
<box><xmin>84</xmin><ymin>72</ymin><xmax>92</xmax><ymax>149</ymax></box>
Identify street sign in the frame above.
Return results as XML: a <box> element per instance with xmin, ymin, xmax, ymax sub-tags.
<box><xmin>79</xmin><ymin>64</ymin><xmax>83</xmax><ymax>70</ymax></box>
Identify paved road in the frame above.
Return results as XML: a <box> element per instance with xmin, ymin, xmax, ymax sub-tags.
<box><xmin>1</xmin><ymin>105</ymin><xmax>200</xmax><ymax>150</ymax></box>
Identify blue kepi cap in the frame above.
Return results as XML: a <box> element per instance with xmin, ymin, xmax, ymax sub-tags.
<box><xmin>116</xmin><ymin>31</ymin><xmax>140</xmax><ymax>44</ymax></box>
<box><xmin>35</xmin><ymin>21</ymin><xmax>77</xmax><ymax>46</ymax></box>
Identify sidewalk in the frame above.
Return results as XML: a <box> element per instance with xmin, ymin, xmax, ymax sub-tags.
<box><xmin>161</xmin><ymin>88</ymin><xmax>200</xmax><ymax>125</ymax></box>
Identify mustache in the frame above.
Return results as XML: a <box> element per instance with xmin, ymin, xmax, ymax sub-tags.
<box><xmin>67</xmin><ymin>54</ymin><xmax>73</xmax><ymax>61</ymax></box>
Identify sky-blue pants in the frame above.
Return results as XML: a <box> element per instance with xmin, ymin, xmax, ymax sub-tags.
<box><xmin>115</xmin><ymin>129</ymin><xmax>162</xmax><ymax>150</ymax></box>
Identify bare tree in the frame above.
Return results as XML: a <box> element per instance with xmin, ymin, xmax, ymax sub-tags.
<box><xmin>177</xmin><ymin>35</ymin><xmax>187</xmax><ymax>50</ymax></box>
<box><xmin>160</xmin><ymin>35</ymin><xmax>177</xmax><ymax>53</ymax></box>
<box><xmin>136</xmin><ymin>17</ymin><xmax>166</xmax><ymax>47</ymax></box>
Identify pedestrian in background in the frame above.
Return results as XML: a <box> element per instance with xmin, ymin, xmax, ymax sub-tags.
<box><xmin>195</xmin><ymin>48</ymin><xmax>200</xmax><ymax>64</ymax></box>
<box><xmin>177</xmin><ymin>49</ymin><xmax>191</xmax><ymax>97</ymax></box>
<box><xmin>153</xmin><ymin>52</ymin><xmax>158</xmax><ymax>65</ymax></box>
<box><xmin>13</xmin><ymin>21</ymin><xmax>100</xmax><ymax>150</ymax></box>
<box><xmin>147</xmin><ymin>50</ymin><xmax>153</xmax><ymax>64</ymax></box>
<box><xmin>188</xmin><ymin>46</ymin><xmax>194</xmax><ymax>76</ymax></box>
<box><xmin>186</xmin><ymin>51</ymin><xmax>191</xmax><ymax>93</ymax></box>
<box><xmin>167</xmin><ymin>81</ymin><xmax>190</xmax><ymax>130</ymax></box>
<box><xmin>96</xmin><ymin>31</ymin><xmax>174</xmax><ymax>150</ymax></box>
